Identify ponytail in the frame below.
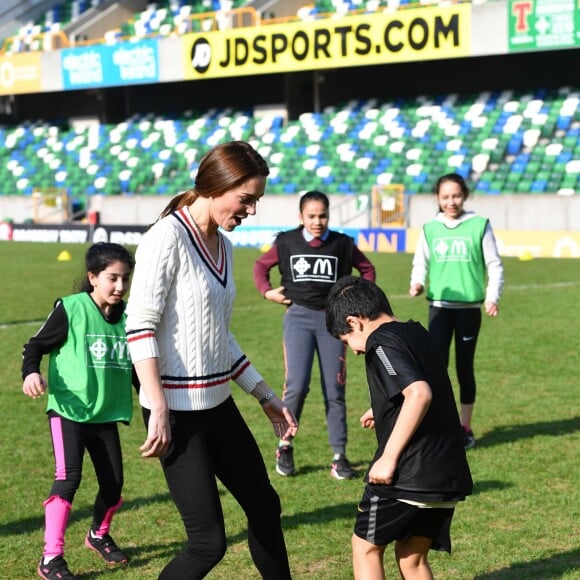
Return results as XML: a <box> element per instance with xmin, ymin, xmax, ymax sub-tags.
<box><xmin>158</xmin><ymin>189</ymin><xmax>198</xmax><ymax>220</ymax></box>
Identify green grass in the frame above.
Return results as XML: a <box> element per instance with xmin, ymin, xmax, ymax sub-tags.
<box><xmin>1</xmin><ymin>242</ymin><xmax>579</xmax><ymax>579</ymax></box>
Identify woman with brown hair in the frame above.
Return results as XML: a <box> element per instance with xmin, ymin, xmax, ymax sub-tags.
<box><xmin>126</xmin><ymin>141</ymin><xmax>298</xmax><ymax>579</ymax></box>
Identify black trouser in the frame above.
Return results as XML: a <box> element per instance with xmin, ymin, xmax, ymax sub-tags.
<box><xmin>428</xmin><ymin>306</ymin><xmax>482</xmax><ymax>405</ymax></box>
<box><xmin>143</xmin><ymin>397</ymin><xmax>292</xmax><ymax>580</ymax></box>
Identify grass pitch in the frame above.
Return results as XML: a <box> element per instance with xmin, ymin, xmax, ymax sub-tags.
<box><xmin>0</xmin><ymin>242</ymin><xmax>578</xmax><ymax>579</ymax></box>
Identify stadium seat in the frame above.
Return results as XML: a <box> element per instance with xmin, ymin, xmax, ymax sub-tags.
<box><xmin>1</xmin><ymin>0</ymin><xmax>109</xmax><ymax>52</ymax></box>
<box><xmin>1</xmin><ymin>87</ymin><xmax>579</xmax><ymax>199</ymax></box>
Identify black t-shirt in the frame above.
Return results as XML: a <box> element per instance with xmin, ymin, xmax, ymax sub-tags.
<box><xmin>364</xmin><ymin>320</ymin><xmax>473</xmax><ymax>502</ymax></box>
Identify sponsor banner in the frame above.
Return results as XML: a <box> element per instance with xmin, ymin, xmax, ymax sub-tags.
<box><xmin>223</xmin><ymin>226</ymin><xmax>407</xmax><ymax>253</ymax></box>
<box><xmin>2</xmin><ymin>223</ymin><xmax>405</xmax><ymax>253</ymax></box>
<box><xmin>406</xmin><ymin>227</ymin><xmax>421</xmax><ymax>253</ymax></box>
<box><xmin>0</xmin><ymin>52</ymin><xmax>43</xmax><ymax>95</ymax></box>
<box><xmin>61</xmin><ymin>39</ymin><xmax>159</xmax><ymax>90</ymax></box>
<box><xmin>356</xmin><ymin>228</ymin><xmax>407</xmax><ymax>253</ymax></box>
<box><xmin>508</xmin><ymin>0</ymin><xmax>579</xmax><ymax>50</ymax></box>
<box><xmin>3</xmin><ymin>223</ymin><xmax>289</xmax><ymax>249</ymax></box>
<box><xmin>406</xmin><ymin>227</ymin><xmax>580</xmax><ymax>258</ymax></box>
<box><xmin>4</xmin><ymin>223</ymin><xmax>579</xmax><ymax>257</ymax></box>
<box><xmin>494</xmin><ymin>230</ymin><xmax>580</xmax><ymax>258</ymax></box>
<box><xmin>222</xmin><ymin>225</ymin><xmax>283</xmax><ymax>248</ymax></box>
<box><xmin>0</xmin><ymin>223</ymin><xmax>148</xmax><ymax>245</ymax></box>
<box><xmin>183</xmin><ymin>5</ymin><xmax>471</xmax><ymax>80</ymax></box>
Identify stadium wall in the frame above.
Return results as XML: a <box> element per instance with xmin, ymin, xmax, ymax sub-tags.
<box><xmin>2</xmin><ymin>2</ymin><xmax>578</xmax><ymax>101</ymax></box>
<box><xmin>87</xmin><ymin>193</ymin><xmax>580</xmax><ymax>233</ymax></box>
<box><xmin>0</xmin><ymin>3</ymin><xmax>578</xmax><ymax>257</ymax></box>
<box><xmin>2</xmin><ymin>192</ymin><xmax>580</xmax><ymax>231</ymax></box>
<box><xmin>2</xmin><ymin>194</ymin><xmax>580</xmax><ymax>257</ymax></box>
<box><xmin>2</xmin><ymin>193</ymin><xmax>580</xmax><ymax>258</ymax></box>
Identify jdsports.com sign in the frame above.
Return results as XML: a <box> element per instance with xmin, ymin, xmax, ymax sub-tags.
<box><xmin>183</xmin><ymin>5</ymin><xmax>471</xmax><ymax>79</ymax></box>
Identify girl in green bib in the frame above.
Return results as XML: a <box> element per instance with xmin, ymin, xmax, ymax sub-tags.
<box><xmin>409</xmin><ymin>173</ymin><xmax>504</xmax><ymax>449</ymax></box>
<box><xmin>22</xmin><ymin>243</ymin><xmax>135</xmax><ymax>580</ymax></box>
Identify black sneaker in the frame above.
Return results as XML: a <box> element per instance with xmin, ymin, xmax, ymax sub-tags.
<box><xmin>276</xmin><ymin>444</ymin><xmax>295</xmax><ymax>476</ymax></box>
<box><xmin>330</xmin><ymin>456</ymin><xmax>356</xmax><ymax>480</ymax></box>
<box><xmin>37</xmin><ymin>555</ymin><xmax>76</xmax><ymax>579</ymax></box>
<box><xmin>463</xmin><ymin>427</ymin><xmax>476</xmax><ymax>449</ymax></box>
<box><xmin>85</xmin><ymin>531</ymin><xmax>128</xmax><ymax>565</ymax></box>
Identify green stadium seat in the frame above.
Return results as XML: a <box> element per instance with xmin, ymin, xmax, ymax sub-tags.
<box><xmin>2</xmin><ymin>88</ymin><xmax>579</xmax><ymax>200</ymax></box>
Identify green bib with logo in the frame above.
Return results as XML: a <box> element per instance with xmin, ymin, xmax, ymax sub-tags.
<box><xmin>47</xmin><ymin>293</ymin><xmax>133</xmax><ymax>423</ymax></box>
<box><xmin>424</xmin><ymin>216</ymin><xmax>488</xmax><ymax>303</ymax></box>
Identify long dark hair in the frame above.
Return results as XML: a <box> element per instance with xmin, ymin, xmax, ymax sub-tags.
<box><xmin>157</xmin><ymin>141</ymin><xmax>269</xmax><ymax>220</ymax></box>
<box><xmin>76</xmin><ymin>243</ymin><xmax>134</xmax><ymax>293</ymax></box>
<box><xmin>299</xmin><ymin>190</ymin><xmax>329</xmax><ymax>213</ymax></box>
<box><xmin>434</xmin><ymin>173</ymin><xmax>470</xmax><ymax>213</ymax></box>
<box><xmin>295</xmin><ymin>190</ymin><xmax>330</xmax><ymax>233</ymax></box>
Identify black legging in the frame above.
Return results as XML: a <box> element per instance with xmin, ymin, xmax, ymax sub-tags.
<box><xmin>47</xmin><ymin>411</ymin><xmax>124</xmax><ymax>529</ymax></box>
<box><xmin>428</xmin><ymin>306</ymin><xmax>482</xmax><ymax>405</ymax></box>
<box><xmin>143</xmin><ymin>397</ymin><xmax>292</xmax><ymax>580</ymax></box>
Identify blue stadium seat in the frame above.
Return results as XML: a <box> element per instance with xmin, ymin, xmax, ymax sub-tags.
<box><xmin>1</xmin><ymin>87</ymin><xmax>579</xmax><ymax>198</ymax></box>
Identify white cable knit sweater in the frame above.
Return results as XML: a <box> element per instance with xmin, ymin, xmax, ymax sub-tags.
<box><xmin>126</xmin><ymin>207</ymin><xmax>263</xmax><ymax>411</ymax></box>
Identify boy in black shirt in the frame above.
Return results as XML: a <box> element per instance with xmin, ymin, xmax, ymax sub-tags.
<box><xmin>326</xmin><ymin>276</ymin><xmax>473</xmax><ymax>579</ymax></box>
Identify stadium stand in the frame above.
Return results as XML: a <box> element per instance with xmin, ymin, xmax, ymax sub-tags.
<box><xmin>0</xmin><ymin>0</ymin><xmax>257</xmax><ymax>51</ymax></box>
<box><xmin>1</xmin><ymin>0</ymin><xmax>108</xmax><ymax>53</ymax></box>
<box><xmin>308</xmin><ymin>0</ymin><xmax>454</xmax><ymax>18</ymax></box>
<box><xmin>1</xmin><ymin>0</ymin><xmax>462</xmax><ymax>52</ymax></box>
<box><xmin>0</xmin><ymin>87</ymin><xmax>578</xmax><ymax>204</ymax></box>
<box><xmin>111</xmin><ymin>0</ymin><xmax>253</xmax><ymax>41</ymax></box>
<box><xmin>0</xmin><ymin>0</ymin><xmax>578</xmax><ymax>213</ymax></box>
<box><xmin>0</xmin><ymin>0</ymin><xmax>467</xmax><ymax>53</ymax></box>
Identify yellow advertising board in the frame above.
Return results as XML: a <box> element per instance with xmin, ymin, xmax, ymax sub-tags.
<box><xmin>493</xmin><ymin>230</ymin><xmax>580</xmax><ymax>259</ymax></box>
<box><xmin>406</xmin><ymin>228</ymin><xmax>580</xmax><ymax>258</ymax></box>
<box><xmin>182</xmin><ymin>5</ymin><xmax>471</xmax><ymax>80</ymax></box>
<box><xmin>0</xmin><ymin>52</ymin><xmax>43</xmax><ymax>95</ymax></box>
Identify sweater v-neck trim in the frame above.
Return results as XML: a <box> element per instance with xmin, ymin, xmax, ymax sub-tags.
<box><xmin>173</xmin><ymin>208</ymin><xmax>227</xmax><ymax>287</ymax></box>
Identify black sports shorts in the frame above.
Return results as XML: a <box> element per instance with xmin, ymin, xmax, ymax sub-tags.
<box><xmin>353</xmin><ymin>487</ymin><xmax>455</xmax><ymax>552</ymax></box>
